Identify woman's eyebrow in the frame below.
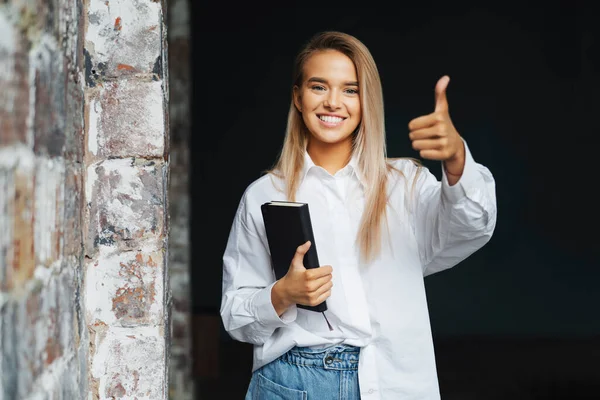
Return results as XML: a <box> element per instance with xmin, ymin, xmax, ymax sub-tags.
<box><xmin>307</xmin><ymin>77</ymin><xmax>359</xmax><ymax>86</ymax></box>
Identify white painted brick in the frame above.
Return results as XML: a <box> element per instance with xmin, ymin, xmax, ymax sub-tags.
<box><xmin>90</xmin><ymin>326</ymin><xmax>166</xmax><ymax>400</ymax></box>
<box><xmin>86</xmin><ymin>79</ymin><xmax>165</xmax><ymax>158</ymax></box>
<box><xmin>85</xmin><ymin>248</ymin><xmax>164</xmax><ymax>327</ymax></box>
<box><xmin>86</xmin><ymin>0</ymin><xmax>162</xmax><ymax>75</ymax></box>
<box><xmin>85</xmin><ymin>158</ymin><xmax>165</xmax><ymax>255</ymax></box>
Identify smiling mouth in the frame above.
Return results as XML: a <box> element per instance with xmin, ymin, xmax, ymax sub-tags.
<box><xmin>318</xmin><ymin>115</ymin><xmax>346</xmax><ymax>125</ymax></box>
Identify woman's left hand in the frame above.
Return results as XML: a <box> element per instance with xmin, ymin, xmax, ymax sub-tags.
<box><xmin>408</xmin><ymin>75</ymin><xmax>465</xmax><ymax>178</ymax></box>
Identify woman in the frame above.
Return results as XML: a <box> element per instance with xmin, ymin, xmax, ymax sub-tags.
<box><xmin>220</xmin><ymin>31</ymin><xmax>496</xmax><ymax>399</ymax></box>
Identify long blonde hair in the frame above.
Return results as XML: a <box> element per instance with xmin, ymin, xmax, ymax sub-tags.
<box><xmin>268</xmin><ymin>31</ymin><xmax>419</xmax><ymax>263</ymax></box>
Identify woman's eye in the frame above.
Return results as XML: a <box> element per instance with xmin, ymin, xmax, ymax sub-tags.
<box><xmin>310</xmin><ymin>85</ymin><xmax>326</xmax><ymax>91</ymax></box>
<box><xmin>345</xmin><ymin>88</ymin><xmax>359</xmax><ymax>95</ymax></box>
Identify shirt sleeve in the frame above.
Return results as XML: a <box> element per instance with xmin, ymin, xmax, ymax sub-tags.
<box><xmin>220</xmin><ymin>191</ymin><xmax>297</xmax><ymax>345</ymax></box>
<box><xmin>411</xmin><ymin>139</ymin><xmax>497</xmax><ymax>276</ymax></box>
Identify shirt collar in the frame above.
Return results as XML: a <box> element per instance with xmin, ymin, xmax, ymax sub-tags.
<box><xmin>300</xmin><ymin>151</ymin><xmax>367</xmax><ymax>188</ymax></box>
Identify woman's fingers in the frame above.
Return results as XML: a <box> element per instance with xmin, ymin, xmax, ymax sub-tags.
<box><xmin>307</xmin><ymin>273</ymin><xmax>333</xmax><ymax>292</ymax></box>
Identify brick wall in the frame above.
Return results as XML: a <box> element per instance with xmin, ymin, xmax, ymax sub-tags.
<box><xmin>83</xmin><ymin>0</ymin><xmax>170</xmax><ymax>398</ymax></box>
<box><xmin>0</xmin><ymin>0</ymin><xmax>87</xmax><ymax>398</ymax></box>
<box><xmin>0</xmin><ymin>0</ymin><xmax>173</xmax><ymax>398</ymax></box>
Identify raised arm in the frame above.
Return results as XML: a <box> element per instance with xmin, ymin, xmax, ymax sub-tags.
<box><xmin>407</xmin><ymin>76</ymin><xmax>497</xmax><ymax>276</ymax></box>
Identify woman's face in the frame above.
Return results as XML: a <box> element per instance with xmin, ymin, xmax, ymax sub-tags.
<box><xmin>294</xmin><ymin>50</ymin><xmax>361</xmax><ymax>149</ymax></box>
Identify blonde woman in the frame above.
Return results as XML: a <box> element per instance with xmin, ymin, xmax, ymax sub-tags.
<box><xmin>220</xmin><ymin>31</ymin><xmax>497</xmax><ymax>399</ymax></box>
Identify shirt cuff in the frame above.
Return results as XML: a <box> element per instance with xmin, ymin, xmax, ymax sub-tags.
<box><xmin>441</xmin><ymin>139</ymin><xmax>480</xmax><ymax>204</ymax></box>
<box><xmin>254</xmin><ymin>282</ymin><xmax>298</xmax><ymax>327</ymax></box>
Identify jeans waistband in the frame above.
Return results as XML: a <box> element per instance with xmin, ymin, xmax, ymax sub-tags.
<box><xmin>281</xmin><ymin>344</ymin><xmax>360</xmax><ymax>371</ymax></box>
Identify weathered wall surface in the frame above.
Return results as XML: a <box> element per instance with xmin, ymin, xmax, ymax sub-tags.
<box><xmin>83</xmin><ymin>0</ymin><xmax>170</xmax><ymax>398</ymax></box>
<box><xmin>0</xmin><ymin>0</ymin><xmax>88</xmax><ymax>398</ymax></box>
<box><xmin>166</xmin><ymin>0</ymin><xmax>193</xmax><ymax>398</ymax></box>
<box><xmin>0</xmin><ymin>0</ymin><xmax>172</xmax><ymax>399</ymax></box>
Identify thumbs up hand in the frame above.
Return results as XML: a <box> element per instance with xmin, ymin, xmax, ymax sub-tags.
<box><xmin>408</xmin><ymin>75</ymin><xmax>465</xmax><ymax>179</ymax></box>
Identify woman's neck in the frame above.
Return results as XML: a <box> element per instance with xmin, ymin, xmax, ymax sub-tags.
<box><xmin>307</xmin><ymin>138</ymin><xmax>353</xmax><ymax>176</ymax></box>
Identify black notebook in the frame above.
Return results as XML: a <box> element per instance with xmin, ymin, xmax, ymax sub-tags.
<box><xmin>260</xmin><ymin>201</ymin><xmax>327</xmax><ymax>313</ymax></box>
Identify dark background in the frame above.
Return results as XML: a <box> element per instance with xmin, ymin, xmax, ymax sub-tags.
<box><xmin>189</xmin><ymin>2</ymin><xmax>600</xmax><ymax>398</ymax></box>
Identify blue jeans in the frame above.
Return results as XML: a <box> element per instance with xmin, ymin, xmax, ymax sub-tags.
<box><xmin>245</xmin><ymin>344</ymin><xmax>361</xmax><ymax>400</ymax></box>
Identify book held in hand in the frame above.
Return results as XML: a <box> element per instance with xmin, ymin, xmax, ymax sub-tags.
<box><xmin>260</xmin><ymin>201</ymin><xmax>327</xmax><ymax>313</ymax></box>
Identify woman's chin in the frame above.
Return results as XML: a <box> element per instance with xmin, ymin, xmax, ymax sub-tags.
<box><xmin>310</xmin><ymin>133</ymin><xmax>354</xmax><ymax>147</ymax></box>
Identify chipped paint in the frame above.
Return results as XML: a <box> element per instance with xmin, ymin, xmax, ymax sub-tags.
<box><xmin>100</xmin><ymin>79</ymin><xmax>165</xmax><ymax>158</ymax></box>
<box><xmin>86</xmin><ymin>79</ymin><xmax>165</xmax><ymax>159</ymax></box>
<box><xmin>86</xmin><ymin>0</ymin><xmax>162</xmax><ymax>75</ymax></box>
<box><xmin>85</xmin><ymin>249</ymin><xmax>164</xmax><ymax>326</ymax></box>
<box><xmin>85</xmin><ymin>158</ymin><xmax>165</xmax><ymax>254</ymax></box>
<box><xmin>90</xmin><ymin>326</ymin><xmax>166</xmax><ymax>399</ymax></box>
<box><xmin>114</xmin><ymin>17</ymin><xmax>122</xmax><ymax>31</ymax></box>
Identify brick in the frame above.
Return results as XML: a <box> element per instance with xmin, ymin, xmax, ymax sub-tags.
<box><xmin>43</xmin><ymin>274</ymin><xmax>64</xmax><ymax>368</ymax></box>
<box><xmin>0</xmin><ymin>167</ymin><xmax>15</xmax><ymax>291</ymax></box>
<box><xmin>5</xmin><ymin>266</ymin><xmax>77</xmax><ymax>398</ymax></box>
<box><xmin>0</xmin><ymin>14</ymin><xmax>31</xmax><ymax>147</ymax></box>
<box><xmin>64</xmin><ymin>48</ymin><xmax>85</xmax><ymax>163</ymax></box>
<box><xmin>15</xmin><ymin>284</ymin><xmax>43</xmax><ymax>396</ymax></box>
<box><xmin>34</xmin><ymin>158</ymin><xmax>65</xmax><ymax>267</ymax></box>
<box><xmin>61</xmin><ymin>0</ymin><xmax>86</xmax><ymax>163</ymax></box>
<box><xmin>56</xmin><ymin>264</ymin><xmax>77</xmax><ymax>362</ymax></box>
<box><xmin>31</xmin><ymin>35</ymin><xmax>67</xmax><ymax>157</ymax></box>
<box><xmin>62</xmin><ymin>163</ymin><xmax>83</xmax><ymax>258</ymax></box>
<box><xmin>86</xmin><ymin>79</ymin><xmax>166</xmax><ymax>159</ymax></box>
<box><xmin>84</xmin><ymin>0</ymin><xmax>163</xmax><ymax>83</ymax></box>
<box><xmin>85</xmin><ymin>158</ymin><xmax>165</xmax><ymax>255</ymax></box>
<box><xmin>1</xmin><ymin>297</ymin><xmax>18</xmax><ymax>399</ymax></box>
<box><xmin>12</xmin><ymin>168</ymin><xmax>36</xmax><ymax>289</ymax></box>
<box><xmin>90</xmin><ymin>326</ymin><xmax>166</xmax><ymax>399</ymax></box>
<box><xmin>84</xmin><ymin>158</ymin><xmax>165</xmax><ymax>254</ymax></box>
<box><xmin>85</xmin><ymin>250</ymin><xmax>164</xmax><ymax>326</ymax></box>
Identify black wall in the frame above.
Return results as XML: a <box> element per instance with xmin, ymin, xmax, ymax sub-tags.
<box><xmin>190</xmin><ymin>2</ymin><xmax>600</xmax><ymax>341</ymax></box>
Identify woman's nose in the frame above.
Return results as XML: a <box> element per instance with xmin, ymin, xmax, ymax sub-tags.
<box><xmin>324</xmin><ymin>90</ymin><xmax>341</xmax><ymax>109</ymax></box>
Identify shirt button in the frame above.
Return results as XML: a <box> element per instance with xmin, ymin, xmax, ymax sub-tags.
<box><xmin>368</xmin><ymin>389</ymin><xmax>374</xmax><ymax>394</ymax></box>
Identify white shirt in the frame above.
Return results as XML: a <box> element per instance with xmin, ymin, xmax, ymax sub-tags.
<box><xmin>220</xmin><ymin>140</ymin><xmax>497</xmax><ymax>399</ymax></box>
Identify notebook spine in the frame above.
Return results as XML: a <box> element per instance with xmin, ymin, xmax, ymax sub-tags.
<box><xmin>298</xmin><ymin>204</ymin><xmax>327</xmax><ymax>313</ymax></box>
<box><xmin>300</xmin><ymin>204</ymin><xmax>320</xmax><ymax>269</ymax></box>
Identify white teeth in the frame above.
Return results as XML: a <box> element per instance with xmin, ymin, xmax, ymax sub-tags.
<box><xmin>319</xmin><ymin>115</ymin><xmax>343</xmax><ymax>123</ymax></box>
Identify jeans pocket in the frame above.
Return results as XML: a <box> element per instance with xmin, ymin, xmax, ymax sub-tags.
<box><xmin>255</xmin><ymin>372</ymin><xmax>308</xmax><ymax>400</ymax></box>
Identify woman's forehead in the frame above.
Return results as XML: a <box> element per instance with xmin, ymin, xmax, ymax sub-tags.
<box><xmin>303</xmin><ymin>50</ymin><xmax>357</xmax><ymax>81</ymax></box>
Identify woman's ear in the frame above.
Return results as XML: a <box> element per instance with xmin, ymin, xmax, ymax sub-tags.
<box><xmin>293</xmin><ymin>85</ymin><xmax>302</xmax><ymax>112</ymax></box>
